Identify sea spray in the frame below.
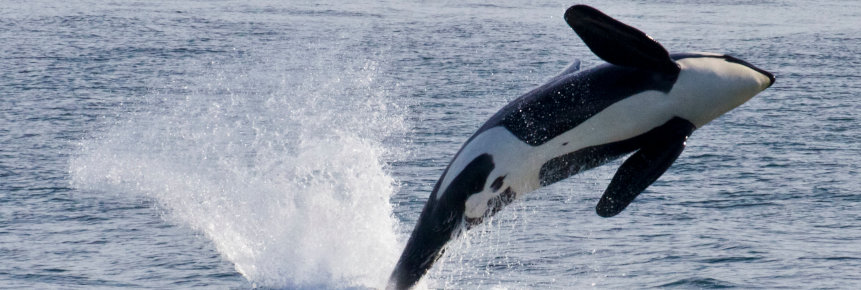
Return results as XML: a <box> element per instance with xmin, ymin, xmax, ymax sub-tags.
<box><xmin>70</xmin><ymin>55</ymin><xmax>405</xmax><ymax>288</ymax></box>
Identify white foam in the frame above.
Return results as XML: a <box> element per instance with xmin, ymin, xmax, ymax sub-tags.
<box><xmin>70</xmin><ymin>56</ymin><xmax>405</xmax><ymax>288</ymax></box>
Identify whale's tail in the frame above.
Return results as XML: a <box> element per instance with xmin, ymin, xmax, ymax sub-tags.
<box><xmin>389</xmin><ymin>154</ymin><xmax>498</xmax><ymax>289</ymax></box>
<box><xmin>387</xmin><ymin>198</ymin><xmax>463</xmax><ymax>290</ymax></box>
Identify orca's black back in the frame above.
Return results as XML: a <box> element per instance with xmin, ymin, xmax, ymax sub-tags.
<box><xmin>476</xmin><ymin>64</ymin><xmax>678</xmax><ymax>146</ymax></box>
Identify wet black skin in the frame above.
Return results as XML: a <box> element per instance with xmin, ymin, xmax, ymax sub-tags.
<box><xmin>387</xmin><ymin>4</ymin><xmax>774</xmax><ymax>289</ymax></box>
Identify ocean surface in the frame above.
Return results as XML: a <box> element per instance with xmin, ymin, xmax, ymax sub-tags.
<box><xmin>1</xmin><ymin>0</ymin><xmax>859</xmax><ymax>288</ymax></box>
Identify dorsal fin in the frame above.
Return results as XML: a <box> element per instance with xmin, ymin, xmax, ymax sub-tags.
<box><xmin>564</xmin><ymin>5</ymin><xmax>679</xmax><ymax>75</ymax></box>
<box><xmin>547</xmin><ymin>59</ymin><xmax>581</xmax><ymax>83</ymax></box>
<box><xmin>558</xmin><ymin>59</ymin><xmax>581</xmax><ymax>76</ymax></box>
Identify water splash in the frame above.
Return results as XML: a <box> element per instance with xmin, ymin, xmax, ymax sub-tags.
<box><xmin>70</xmin><ymin>55</ymin><xmax>405</xmax><ymax>288</ymax></box>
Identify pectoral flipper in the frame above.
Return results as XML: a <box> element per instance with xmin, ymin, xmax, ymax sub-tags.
<box><xmin>596</xmin><ymin>117</ymin><xmax>695</xmax><ymax>217</ymax></box>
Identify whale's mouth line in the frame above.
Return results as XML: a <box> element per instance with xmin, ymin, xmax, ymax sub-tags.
<box><xmin>723</xmin><ymin>54</ymin><xmax>776</xmax><ymax>87</ymax></box>
<box><xmin>670</xmin><ymin>53</ymin><xmax>775</xmax><ymax>88</ymax></box>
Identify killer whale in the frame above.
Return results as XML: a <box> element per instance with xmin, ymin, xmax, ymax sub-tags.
<box><xmin>388</xmin><ymin>5</ymin><xmax>774</xmax><ymax>289</ymax></box>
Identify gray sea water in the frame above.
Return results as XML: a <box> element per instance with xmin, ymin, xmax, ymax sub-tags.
<box><xmin>1</xmin><ymin>0</ymin><xmax>859</xmax><ymax>289</ymax></box>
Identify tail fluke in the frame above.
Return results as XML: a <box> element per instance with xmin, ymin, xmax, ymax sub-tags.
<box><xmin>387</xmin><ymin>201</ymin><xmax>462</xmax><ymax>290</ymax></box>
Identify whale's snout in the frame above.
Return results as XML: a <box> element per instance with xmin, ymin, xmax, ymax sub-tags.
<box><xmin>724</xmin><ymin>54</ymin><xmax>775</xmax><ymax>88</ymax></box>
